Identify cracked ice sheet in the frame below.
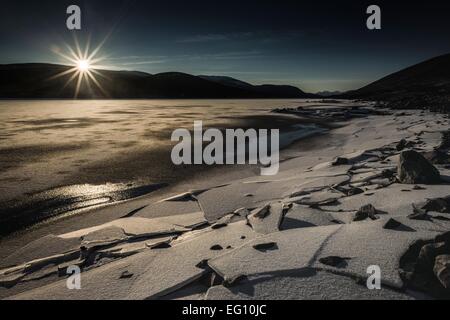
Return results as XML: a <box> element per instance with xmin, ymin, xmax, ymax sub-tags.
<box><xmin>281</xmin><ymin>205</ymin><xmax>345</xmax><ymax>230</ymax></box>
<box><xmin>208</xmin><ymin>225</ymin><xmax>341</xmax><ymax>282</ymax></box>
<box><xmin>377</xmin><ymin>215</ymin><xmax>450</xmax><ymax>234</ymax></box>
<box><xmin>0</xmin><ymin>235</ymin><xmax>81</xmax><ymax>269</ymax></box>
<box><xmin>10</xmin><ymin>220</ymin><xmax>257</xmax><ymax>300</ymax></box>
<box><xmin>59</xmin><ymin>212</ymin><xmax>207</xmax><ymax>240</ymax></box>
<box><xmin>247</xmin><ymin>203</ymin><xmax>284</xmax><ymax>235</ymax></box>
<box><xmin>197</xmin><ymin>170</ymin><xmax>352</xmax><ymax>221</ymax></box>
<box><xmin>135</xmin><ymin>199</ymin><xmax>202</xmax><ymax>219</ymax></box>
<box><xmin>312</xmin><ymin>220</ymin><xmax>441</xmax><ymax>288</ymax></box>
<box><xmin>285</xmin><ymin>174</ymin><xmax>350</xmax><ymax>198</ymax></box>
<box><xmin>321</xmin><ymin>184</ymin><xmax>450</xmax><ymax>217</ymax></box>
<box><xmin>205</xmin><ymin>269</ymin><xmax>414</xmax><ymax>300</ymax></box>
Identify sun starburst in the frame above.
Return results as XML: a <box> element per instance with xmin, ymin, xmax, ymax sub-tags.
<box><xmin>50</xmin><ymin>36</ymin><xmax>110</xmax><ymax>98</ymax></box>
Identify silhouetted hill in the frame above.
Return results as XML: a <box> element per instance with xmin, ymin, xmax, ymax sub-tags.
<box><xmin>199</xmin><ymin>75</ymin><xmax>312</xmax><ymax>98</ymax></box>
<box><xmin>316</xmin><ymin>90</ymin><xmax>342</xmax><ymax>97</ymax></box>
<box><xmin>0</xmin><ymin>64</ymin><xmax>312</xmax><ymax>99</ymax></box>
<box><xmin>342</xmin><ymin>53</ymin><xmax>450</xmax><ymax>111</ymax></box>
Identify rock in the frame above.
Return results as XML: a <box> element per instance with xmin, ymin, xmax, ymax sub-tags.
<box><xmin>383</xmin><ymin>218</ymin><xmax>402</xmax><ymax>230</ymax></box>
<box><xmin>332</xmin><ymin>157</ymin><xmax>349</xmax><ymax>166</ymax></box>
<box><xmin>210</xmin><ymin>245</ymin><xmax>223</xmax><ymax>251</ymax></box>
<box><xmin>252</xmin><ymin>242</ymin><xmax>278</xmax><ymax>252</ymax></box>
<box><xmin>251</xmin><ymin>205</ymin><xmax>270</xmax><ymax>219</ymax></box>
<box><xmin>211</xmin><ymin>223</ymin><xmax>228</xmax><ymax>230</ymax></box>
<box><xmin>353</xmin><ymin>204</ymin><xmax>381</xmax><ymax>221</ymax></box>
<box><xmin>422</xmin><ymin>198</ymin><xmax>450</xmax><ymax>213</ymax></box>
<box><xmin>396</xmin><ymin>139</ymin><xmax>407</xmax><ymax>151</ymax></box>
<box><xmin>247</xmin><ymin>203</ymin><xmax>284</xmax><ymax>234</ymax></box>
<box><xmin>434</xmin><ymin>255</ymin><xmax>450</xmax><ymax>289</ymax></box>
<box><xmin>201</xmin><ymin>272</ymin><xmax>223</xmax><ymax>287</ymax></box>
<box><xmin>435</xmin><ymin>231</ymin><xmax>450</xmax><ymax>244</ymax></box>
<box><xmin>398</xmin><ymin>150</ymin><xmax>441</xmax><ymax>184</ymax></box>
<box><xmin>119</xmin><ymin>271</ymin><xmax>134</xmax><ymax>279</ymax></box>
<box><xmin>319</xmin><ymin>256</ymin><xmax>351</xmax><ymax>268</ymax></box>
<box><xmin>223</xmin><ymin>274</ymin><xmax>247</xmax><ymax>287</ymax></box>
<box><xmin>408</xmin><ymin>206</ymin><xmax>431</xmax><ymax>221</ymax></box>
<box><xmin>381</xmin><ymin>169</ymin><xmax>396</xmax><ymax>179</ymax></box>
<box><xmin>413</xmin><ymin>185</ymin><xmax>426</xmax><ymax>190</ymax></box>
<box><xmin>234</xmin><ymin>208</ymin><xmax>250</xmax><ymax>217</ymax></box>
<box><xmin>417</xmin><ymin>242</ymin><xmax>450</xmax><ymax>271</ymax></box>
<box><xmin>195</xmin><ymin>259</ymin><xmax>209</xmax><ymax>269</ymax></box>
<box><xmin>337</xmin><ymin>186</ymin><xmax>364</xmax><ymax>196</ymax></box>
<box><xmin>348</xmin><ymin>188</ymin><xmax>364</xmax><ymax>196</ymax></box>
<box><xmin>423</xmin><ymin>149</ymin><xmax>450</xmax><ymax>165</ymax></box>
<box><xmin>151</xmin><ymin>242</ymin><xmax>172</xmax><ymax>249</ymax></box>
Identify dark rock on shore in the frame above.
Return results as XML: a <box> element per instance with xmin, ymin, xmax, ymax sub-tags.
<box><xmin>253</xmin><ymin>242</ymin><xmax>278</xmax><ymax>252</ymax></box>
<box><xmin>408</xmin><ymin>206</ymin><xmax>431</xmax><ymax>221</ymax></box>
<box><xmin>396</xmin><ymin>139</ymin><xmax>415</xmax><ymax>151</ymax></box>
<box><xmin>422</xmin><ymin>197</ymin><xmax>450</xmax><ymax>213</ymax></box>
<box><xmin>383</xmin><ymin>218</ymin><xmax>402</xmax><ymax>230</ymax></box>
<box><xmin>353</xmin><ymin>204</ymin><xmax>384</xmax><ymax>221</ymax></box>
<box><xmin>398</xmin><ymin>150</ymin><xmax>441</xmax><ymax>184</ymax></box>
<box><xmin>332</xmin><ymin>157</ymin><xmax>349</xmax><ymax>166</ymax></box>
<box><xmin>434</xmin><ymin>255</ymin><xmax>450</xmax><ymax>289</ymax></box>
<box><xmin>399</xmin><ymin>232</ymin><xmax>450</xmax><ymax>298</ymax></box>
<box><xmin>423</xmin><ymin>149</ymin><xmax>450</xmax><ymax>165</ymax></box>
<box><xmin>319</xmin><ymin>256</ymin><xmax>351</xmax><ymax>268</ymax></box>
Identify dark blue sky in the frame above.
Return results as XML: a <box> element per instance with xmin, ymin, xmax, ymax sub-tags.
<box><xmin>1</xmin><ymin>0</ymin><xmax>450</xmax><ymax>92</ymax></box>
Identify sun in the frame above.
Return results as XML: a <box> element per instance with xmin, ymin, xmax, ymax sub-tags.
<box><xmin>49</xmin><ymin>36</ymin><xmax>110</xmax><ymax>98</ymax></box>
<box><xmin>77</xmin><ymin>59</ymin><xmax>91</xmax><ymax>72</ymax></box>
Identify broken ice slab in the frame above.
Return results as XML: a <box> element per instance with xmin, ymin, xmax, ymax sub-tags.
<box><xmin>247</xmin><ymin>202</ymin><xmax>284</xmax><ymax>234</ymax></box>
<box><xmin>205</xmin><ymin>269</ymin><xmax>414</xmax><ymax>300</ymax></box>
<box><xmin>208</xmin><ymin>225</ymin><xmax>341</xmax><ymax>283</ymax></box>
<box><xmin>60</xmin><ymin>212</ymin><xmax>208</xmax><ymax>241</ymax></box>
<box><xmin>10</xmin><ymin>220</ymin><xmax>258</xmax><ymax>300</ymax></box>
<box><xmin>310</xmin><ymin>220</ymin><xmax>442</xmax><ymax>288</ymax></box>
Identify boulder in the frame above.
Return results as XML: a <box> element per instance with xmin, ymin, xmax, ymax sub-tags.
<box><xmin>332</xmin><ymin>157</ymin><xmax>349</xmax><ymax>166</ymax></box>
<box><xmin>353</xmin><ymin>204</ymin><xmax>382</xmax><ymax>221</ymax></box>
<box><xmin>398</xmin><ymin>150</ymin><xmax>441</xmax><ymax>184</ymax></box>
<box><xmin>434</xmin><ymin>255</ymin><xmax>450</xmax><ymax>289</ymax></box>
<box><xmin>319</xmin><ymin>256</ymin><xmax>351</xmax><ymax>268</ymax></box>
<box><xmin>422</xmin><ymin>197</ymin><xmax>450</xmax><ymax>213</ymax></box>
<box><xmin>252</xmin><ymin>242</ymin><xmax>278</xmax><ymax>252</ymax></box>
<box><xmin>396</xmin><ymin>139</ymin><xmax>407</xmax><ymax>151</ymax></box>
<box><xmin>423</xmin><ymin>149</ymin><xmax>450</xmax><ymax>165</ymax></box>
<box><xmin>383</xmin><ymin>218</ymin><xmax>402</xmax><ymax>230</ymax></box>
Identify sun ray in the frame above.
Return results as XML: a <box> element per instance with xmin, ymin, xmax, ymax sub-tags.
<box><xmin>48</xmin><ymin>67</ymin><xmax>78</xmax><ymax>80</ymax></box>
<box><xmin>90</xmin><ymin>68</ymin><xmax>109</xmax><ymax>78</ymax></box>
<box><xmin>74</xmin><ymin>72</ymin><xmax>84</xmax><ymax>98</ymax></box>
<box><xmin>73</xmin><ymin>36</ymin><xmax>84</xmax><ymax>62</ymax></box>
<box><xmin>49</xmin><ymin>36</ymin><xmax>110</xmax><ymax>99</ymax></box>
<box><xmin>86</xmin><ymin>71</ymin><xmax>108</xmax><ymax>97</ymax></box>
<box><xmin>84</xmin><ymin>35</ymin><xmax>91</xmax><ymax>60</ymax></box>
<box><xmin>62</xmin><ymin>70</ymin><xmax>81</xmax><ymax>90</ymax></box>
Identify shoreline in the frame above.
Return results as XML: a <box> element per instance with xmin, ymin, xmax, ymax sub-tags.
<box><xmin>0</xmin><ymin>107</ymin><xmax>341</xmax><ymax>239</ymax></box>
<box><xmin>2</xmin><ymin>103</ymin><xmax>450</xmax><ymax>300</ymax></box>
<box><xmin>0</xmin><ymin>122</ymin><xmax>334</xmax><ymax>260</ymax></box>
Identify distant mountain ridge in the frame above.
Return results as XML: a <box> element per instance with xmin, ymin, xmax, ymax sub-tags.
<box><xmin>341</xmin><ymin>53</ymin><xmax>450</xmax><ymax>110</ymax></box>
<box><xmin>316</xmin><ymin>90</ymin><xmax>342</xmax><ymax>97</ymax></box>
<box><xmin>0</xmin><ymin>63</ymin><xmax>313</xmax><ymax>99</ymax></box>
<box><xmin>198</xmin><ymin>75</ymin><xmax>308</xmax><ymax>98</ymax></box>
